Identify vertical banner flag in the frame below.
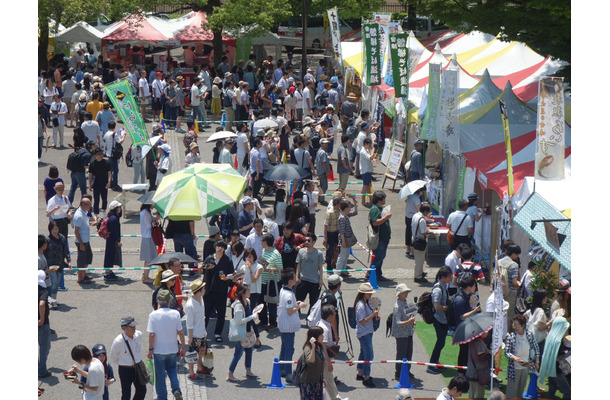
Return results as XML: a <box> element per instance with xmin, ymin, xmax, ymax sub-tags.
<box><xmin>363</xmin><ymin>23</ymin><xmax>382</xmax><ymax>86</ymax></box>
<box><xmin>420</xmin><ymin>63</ymin><xmax>441</xmax><ymax>141</ymax></box>
<box><xmin>236</xmin><ymin>37</ymin><xmax>251</xmax><ymax>65</ymax></box>
<box><xmin>499</xmin><ymin>100</ymin><xmax>515</xmax><ymax>196</ymax></box>
<box><xmin>456</xmin><ymin>155</ymin><xmax>467</xmax><ymax>209</ymax></box>
<box><xmin>327</xmin><ymin>8</ymin><xmax>343</xmax><ymax>66</ymax></box>
<box><xmin>437</xmin><ymin>66</ymin><xmax>460</xmax><ymax>153</ymax></box>
<box><xmin>491</xmin><ymin>255</ymin><xmax>505</xmax><ymax>359</ymax></box>
<box><xmin>389</xmin><ymin>33</ymin><xmax>409</xmax><ymax>98</ymax></box>
<box><xmin>104</xmin><ymin>79</ymin><xmax>150</xmax><ymax>146</ymax></box>
<box><xmin>535</xmin><ymin>77</ymin><xmax>565</xmax><ymax>181</ymax></box>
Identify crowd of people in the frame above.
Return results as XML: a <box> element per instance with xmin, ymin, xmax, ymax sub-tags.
<box><xmin>38</xmin><ymin>49</ymin><xmax>571</xmax><ymax>400</ymax></box>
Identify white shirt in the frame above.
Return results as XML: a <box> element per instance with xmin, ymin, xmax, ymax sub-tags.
<box><xmin>317</xmin><ymin>318</ymin><xmax>335</xmax><ymax>347</ymax></box>
<box><xmin>236</xmin><ymin>132</ymin><xmax>249</xmax><ymax>158</ymax></box>
<box><xmin>240</xmin><ymin>262</ymin><xmax>263</xmax><ymax>294</ymax></box>
<box><xmin>405</xmin><ymin>194</ymin><xmax>421</xmax><ymax>218</ymax></box>
<box><xmin>81</xmin><ymin>120</ymin><xmax>102</xmax><ymax>144</ymax></box>
<box><xmin>109</xmin><ymin>330</ymin><xmax>144</xmax><ymax>367</ymax></box>
<box><xmin>444</xmin><ymin>251</ymin><xmax>460</xmax><ymax>289</ymax></box>
<box><xmin>138</xmin><ymin>77</ymin><xmax>150</xmax><ymax>97</ymax></box>
<box><xmin>263</xmin><ymin>217</ymin><xmax>280</xmax><ymax>240</ymax></box>
<box><xmin>294</xmin><ymin>90</ymin><xmax>303</xmax><ymax>108</ymax></box>
<box><xmin>46</xmin><ymin>194</ymin><xmax>71</xmax><ymax>220</ymax></box>
<box><xmin>147</xmin><ymin>307</ymin><xmax>183</xmax><ymax>355</ymax></box>
<box><xmin>245</xmin><ymin>231</ymin><xmax>264</xmax><ymax>259</ymax></box>
<box><xmin>302</xmin><ymin>87</ymin><xmax>312</xmax><ymax>111</ymax></box>
<box><xmin>140</xmin><ymin>209</ymin><xmax>153</xmax><ymax>238</ymax></box>
<box><xmin>152</xmin><ymin>79</ymin><xmax>166</xmax><ymax>98</ymax></box>
<box><xmin>220</xmin><ymin>147</ymin><xmax>232</xmax><ymax>164</ymax></box>
<box><xmin>355</xmin><ymin>131</ymin><xmax>367</xmax><ymax>153</ymax></box>
<box><xmin>411</xmin><ymin>212</ymin><xmax>428</xmax><ymax>240</ymax></box>
<box><xmin>102</xmin><ymin>130</ymin><xmax>121</xmax><ymax>157</ymax></box>
<box><xmin>50</xmin><ymin>101</ymin><xmax>68</xmax><ymax>126</ymax></box>
<box><xmin>447</xmin><ymin>210</ymin><xmax>473</xmax><ymax>236</ymax></box>
<box><xmin>156</xmin><ymin>155</ymin><xmax>172</xmax><ymax>186</ymax></box>
<box><xmin>190</xmin><ymin>84</ymin><xmax>200</xmax><ymax>106</ymax></box>
<box><xmin>278</xmin><ymin>287</ymin><xmax>301</xmax><ymax>333</ymax></box>
<box><xmin>185</xmin><ymin>296</ymin><xmax>207</xmax><ymax>338</ymax></box>
<box><xmin>85</xmin><ymin>357</ymin><xmax>105</xmax><ymax>400</ymax></box>
<box><xmin>359</xmin><ymin>147</ymin><xmax>374</xmax><ymax>175</ymax></box>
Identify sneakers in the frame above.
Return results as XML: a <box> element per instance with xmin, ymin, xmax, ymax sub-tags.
<box><xmin>266</xmin><ymin>324</ymin><xmax>277</xmax><ymax>331</ymax></box>
<box><xmin>104</xmin><ymin>272</ymin><xmax>119</xmax><ymax>281</ymax></box>
<box><xmin>215</xmin><ymin>334</ymin><xmax>223</xmax><ymax>342</ymax></box>
<box><xmin>427</xmin><ymin>366</ymin><xmax>442</xmax><ymax>374</ymax></box>
<box><xmin>355</xmin><ymin>374</ymin><xmax>363</xmax><ymax>381</ymax></box>
<box><xmin>173</xmin><ymin>391</ymin><xmax>183</xmax><ymax>400</ymax></box>
<box><xmin>188</xmin><ymin>374</ymin><xmax>202</xmax><ymax>381</ymax></box>
<box><xmin>362</xmin><ymin>378</ymin><xmax>375</xmax><ymax>388</ymax></box>
<box><xmin>176</xmin><ymin>128</ymin><xmax>186</xmax><ymax>133</ymax></box>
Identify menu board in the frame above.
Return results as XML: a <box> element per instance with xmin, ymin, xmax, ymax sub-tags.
<box><xmin>384</xmin><ymin>141</ymin><xmax>406</xmax><ymax>180</ymax></box>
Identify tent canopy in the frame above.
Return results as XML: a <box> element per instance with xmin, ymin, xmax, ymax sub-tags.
<box><xmin>102</xmin><ymin>14</ymin><xmax>167</xmax><ymax>45</ymax></box>
<box><xmin>55</xmin><ymin>21</ymin><xmax>104</xmax><ymax>45</ymax></box>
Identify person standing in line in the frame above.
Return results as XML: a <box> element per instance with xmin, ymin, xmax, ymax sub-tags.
<box><xmin>69</xmin><ymin>345</ymin><xmax>105</xmax><ymax>400</ymax></box>
<box><xmin>354</xmin><ymin>282</ymin><xmax>380</xmax><ymax>388</ymax></box>
<box><xmin>101</xmin><ymin>121</ymin><xmax>125</xmax><ymax>191</ymax></box>
<box><xmin>278</xmin><ymin>268</ymin><xmax>308</xmax><ymax>383</ymax></box>
<box><xmin>335</xmin><ymin>199</ymin><xmax>358</xmax><ymax>276</ymax></box>
<box><xmin>73</xmin><ymin>197</ymin><xmax>95</xmax><ymax>284</ymax></box>
<box><xmin>359</xmin><ymin>137</ymin><xmax>378</xmax><ymax>206</ymax></box>
<box><xmin>411</xmin><ymin>203</ymin><xmax>435</xmax><ymax>283</ymax></box>
<box><xmin>368</xmin><ymin>191</ymin><xmax>392</xmax><ymax>281</ymax></box>
<box><xmin>336</xmin><ymin>134</ymin><xmax>352</xmax><ymax>191</ymax></box>
<box><xmin>88</xmin><ymin>147</ymin><xmax>112</xmax><ymax>217</ymax></box>
<box><xmin>427</xmin><ymin>266</ymin><xmax>452</xmax><ymax>374</ymax></box>
<box><xmin>295</xmin><ymin>233</ymin><xmax>325</xmax><ymax>315</ymax></box>
<box><xmin>505</xmin><ymin>314</ymin><xmax>540</xmax><ymax>399</ymax></box>
<box><xmin>185</xmin><ymin>279</ymin><xmax>208</xmax><ymax>381</ymax></box>
<box><xmin>147</xmin><ymin>289</ymin><xmax>186</xmax><ymax>400</ymax></box>
<box><xmin>102</xmin><ymin>201</ymin><xmax>123</xmax><ymax>282</ymax></box>
<box><xmin>392</xmin><ymin>283</ymin><xmax>416</xmax><ymax>381</ymax></box>
<box><xmin>202</xmin><ymin>240</ymin><xmax>235</xmax><ymax>342</ymax></box>
<box><xmin>404</xmin><ymin>186</ymin><xmax>424</xmax><ymax>259</ymax></box>
<box><xmin>109</xmin><ymin>316</ymin><xmax>147</xmax><ymax>400</ymax></box>
<box><xmin>409</xmin><ymin>139</ymin><xmax>424</xmax><ymax>182</ymax></box>
<box><xmin>298</xmin><ymin>326</ymin><xmax>327</xmax><ymax>400</ymax></box>
<box><xmin>446</xmin><ymin>199</ymin><xmax>474</xmax><ymax>251</ymax></box>
<box><xmin>49</xmin><ymin>94</ymin><xmax>68</xmax><ymax>148</ymax></box>
<box><xmin>139</xmin><ymin>202</ymin><xmax>158</xmax><ymax>284</ymax></box>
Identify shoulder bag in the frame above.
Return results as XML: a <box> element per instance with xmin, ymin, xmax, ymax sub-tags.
<box><xmin>123</xmin><ymin>335</ymin><xmax>151</xmax><ymax>385</ymax></box>
<box><xmin>366</xmin><ymin>220</ymin><xmax>379</xmax><ymax>251</ymax></box>
<box><xmin>264</xmin><ymin>277</ymin><xmax>280</xmax><ymax>304</ymax></box>
<box><xmin>447</xmin><ymin>214</ymin><xmax>468</xmax><ymax>245</ymax></box>
<box><xmin>412</xmin><ymin>217</ymin><xmax>427</xmax><ymax>251</ymax></box>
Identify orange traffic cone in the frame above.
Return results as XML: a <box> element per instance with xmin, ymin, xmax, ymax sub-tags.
<box><xmin>233</xmin><ymin>155</ymin><xmax>239</xmax><ymax>170</ymax></box>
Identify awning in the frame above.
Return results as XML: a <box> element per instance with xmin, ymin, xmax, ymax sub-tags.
<box><xmin>513</xmin><ymin>192</ymin><xmax>571</xmax><ymax>271</ymax></box>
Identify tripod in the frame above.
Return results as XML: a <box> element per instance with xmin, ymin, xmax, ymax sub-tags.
<box><xmin>336</xmin><ymin>290</ymin><xmax>354</xmax><ymax>359</ymax></box>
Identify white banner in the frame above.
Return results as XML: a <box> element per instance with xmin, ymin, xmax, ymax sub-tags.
<box><xmin>327</xmin><ymin>8</ymin><xmax>343</xmax><ymax>66</ymax></box>
<box><xmin>535</xmin><ymin>77</ymin><xmax>565</xmax><ymax>180</ymax></box>
<box><xmin>437</xmin><ymin>67</ymin><xmax>460</xmax><ymax>154</ymax></box>
<box><xmin>491</xmin><ymin>268</ymin><xmax>505</xmax><ymax>356</ymax></box>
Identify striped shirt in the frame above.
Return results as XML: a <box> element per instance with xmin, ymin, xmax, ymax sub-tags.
<box><xmin>324</xmin><ymin>207</ymin><xmax>341</xmax><ymax>233</ymax></box>
<box><xmin>338</xmin><ymin>210</ymin><xmax>357</xmax><ymax>246</ymax></box>
<box><xmin>355</xmin><ymin>300</ymin><xmax>374</xmax><ymax>338</ymax></box>
<box><xmin>260</xmin><ymin>248</ymin><xmax>283</xmax><ymax>284</ymax></box>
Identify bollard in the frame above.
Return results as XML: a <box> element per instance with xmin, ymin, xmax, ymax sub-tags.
<box><xmin>369</xmin><ymin>264</ymin><xmax>381</xmax><ymax>290</ymax></box>
<box><xmin>266</xmin><ymin>358</ymin><xmax>286</xmax><ymax>389</ymax></box>
<box><xmin>394</xmin><ymin>358</ymin><xmax>414</xmax><ymax>389</ymax></box>
<box><xmin>522</xmin><ymin>372</ymin><xmax>540</xmax><ymax>399</ymax></box>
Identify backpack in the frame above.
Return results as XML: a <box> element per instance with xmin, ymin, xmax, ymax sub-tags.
<box><xmin>498</xmin><ymin>257</ymin><xmax>517</xmax><ymax>297</ymax></box>
<box><xmin>67</xmin><ymin>150</ymin><xmax>85</xmax><ymax>173</ymax></box>
<box><xmin>456</xmin><ymin>263</ymin><xmax>474</xmax><ymax>287</ymax></box>
<box><xmin>263</xmin><ymin>220</ymin><xmax>276</xmax><ymax>236</ymax></box>
<box><xmin>222</xmin><ymin>90</ymin><xmax>233</xmax><ymax>107</ymax></box>
<box><xmin>314</xmin><ymin>93</ymin><xmax>323</xmax><ymax>107</ymax></box>
<box><xmin>97</xmin><ymin>217</ymin><xmax>111</xmax><ymax>239</ymax></box>
<box><xmin>111</xmin><ymin>133</ymin><xmax>123</xmax><ymax>160</ymax></box>
<box><xmin>417</xmin><ymin>291</ymin><xmax>435</xmax><ymax>324</ymax></box>
<box><xmin>385</xmin><ymin>312</ymin><xmax>394</xmax><ymax>337</ymax></box>
<box><xmin>347</xmin><ymin>306</ymin><xmax>357</xmax><ymax>329</ymax></box>
<box><xmin>229</xmin><ymin>141</ymin><xmax>237</xmax><ymax>154</ymax></box>
<box><xmin>125</xmin><ymin>146</ymin><xmax>133</xmax><ymax>167</ymax></box>
<box><xmin>446</xmin><ymin>292</ymin><xmax>461</xmax><ymax>330</ymax></box>
<box><xmin>293</xmin><ymin>353</ymin><xmax>305</xmax><ymax>386</ymax></box>
<box><xmin>219</xmin><ymin>209</ymin><xmax>236</xmax><ymax>238</ymax></box>
<box><xmin>307</xmin><ymin>299</ymin><xmax>322</xmax><ymax>328</ymax></box>
<box><xmin>254</xmin><ymin>88</ymin><xmax>263</xmax><ymax>107</ymax></box>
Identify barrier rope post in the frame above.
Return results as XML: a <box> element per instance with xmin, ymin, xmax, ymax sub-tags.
<box><xmin>369</xmin><ymin>264</ymin><xmax>380</xmax><ymax>290</ymax></box>
<box><xmin>394</xmin><ymin>358</ymin><xmax>414</xmax><ymax>390</ymax></box>
<box><xmin>266</xmin><ymin>358</ymin><xmax>286</xmax><ymax>389</ymax></box>
<box><xmin>522</xmin><ymin>372</ymin><xmax>540</xmax><ymax>399</ymax></box>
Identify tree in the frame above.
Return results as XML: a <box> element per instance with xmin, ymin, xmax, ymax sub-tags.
<box><xmin>417</xmin><ymin>0</ymin><xmax>570</xmax><ymax>81</ymax></box>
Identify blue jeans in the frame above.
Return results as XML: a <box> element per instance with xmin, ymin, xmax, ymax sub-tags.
<box><xmin>68</xmin><ymin>171</ymin><xmax>87</xmax><ymax>203</ymax></box>
<box><xmin>372</xmin><ymin>239</ymin><xmax>389</xmax><ymax>277</ymax></box>
<box><xmin>48</xmin><ymin>271</ymin><xmax>59</xmax><ymax>299</ymax></box>
<box><xmin>191</xmin><ymin>105</ymin><xmax>205</xmax><ymax>130</ymax></box>
<box><xmin>229</xmin><ymin>340</ymin><xmax>253</xmax><ymax>373</ymax></box>
<box><xmin>38</xmin><ymin>324</ymin><xmax>51</xmax><ymax>376</ymax></box>
<box><xmin>153</xmin><ymin>353</ymin><xmax>181</xmax><ymax>400</ymax></box>
<box><xmin>279</xmin><ymin>332</ymin><xmax>295</xmax><ymax>376</ymax></box>
<box><xmin>110</xmin><ymin>158</ymin><xmax>119</xmax><ymax>187</ymax></box>
<box><xmin>166</xmin><ymin>106</ymin><xmax>178</xmax><ymax>128</ymax></box>
<box><xmin>133</xmin><ymin>161</ymin><xmax>146</xmax><ymax>184</ymax></box>
<box><xmin>357</xmin><ymin>333</ymin><xmax>374</xmax><ymax>377</ymax></box>
<box><xmin>38</xmin><ymin>136</ymin><xmax>44</xmax><ymax>159</ymax></box>
<box><xmin>430</xmin><ymin>318</ymin><xmax>448</xmax><ymax>364</ymax></box>
<box><xmin>173</xmin><ymin>233</ymin><xmax>198</xmax><ymax>269</ymax></box>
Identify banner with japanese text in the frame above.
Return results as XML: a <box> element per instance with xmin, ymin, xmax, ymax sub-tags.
<box><xmin>104</xmin><ymin>79</ymin><xmax>150</xmax><ymax>146</ymax></box>
<box><xmin>456</xmin><ymin>155</ymin><xmax>467</xmax><ymax>208</ymax></box>
<box><xmin>437</xmin><ymin>67</ymin><xmax>460</xmax><ymax>153</ymax></box>
<box><xmin>499</xmin><ymin>100</ymin><xmax>515</xmax><ymax>196</ymax></box>
<box><xmin>535</xmin><ymin>77</ymin><xmax>565</xmax><ymax>181</ymax></box>
<box><xmin>236</xmin><ymin>37</ymin><xmax>251</xmax><ymax>65</ymax></box>
<box><xmin>389</xmin><ymin>33</ymin><xmax>409</xmax><ymax>98</ymax></box>
<box><xmin>420</xmin><ymin>63</ymin><xmax>441</xmax><ymax>141</ymax></box>
<box><xmin>327</xmin><ymin>8</ymin><xmax>343</xmax><ymax>66</ymax></box>
<box><xmin>363</xmin><ymin>22</ymin><xmax>382</xmax><ymax>86</ymax></box>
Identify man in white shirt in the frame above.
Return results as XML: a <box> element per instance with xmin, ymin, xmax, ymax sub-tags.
<box><xmin>302</xmin><ymin>81</ymin><xmax>314</xmax><ymax>116</ymax></box>
<box><xmin>444</xmin><ymin>245</ymin><xmax>461</xmax><ymax>296</ymax></box>
<box><xmin>109</xmin><ymin>316</ymin><xmax>147</xmax><ymax>399</ymax></box>
<box><xmin>147</xmin><ymin>289</ymin><xmax>186</xmax><ymax>400</ymax></box>
<box><xmin>220</xmin><ymin>139</ymin><xmax>233</xmax><ymax>164</ymax></box>
<box><xmin>102</xmin><ymin>121</ymin><xmax>126</xmax><ymax>190</ymax></box>
<box><xmin>81</xmin><ymin>112</ymin><xmax>102</xmax><ymax>147</ymax></box>
<box><xmin>354</xmin><ymin>121</ymin><xmax>369</xmax><ymax>177</ymax></box>
<box><xmin>245</xmin><ymin>218</ymin><xmax>265</xmax><ymax>259</ymax></box>
<box><xmin>278</xmin><ymin>269</ymin><xmax>307</xmax><ymax>382</ymax></box>
<box><xmin>236</xmin><ymin>126</ymin><xmax>249</xmax><ymax>177</ymax></box>
<box><xmin>190</xmin><ymin>77</ymin><xmax>205</xmax><ymax>131</ymax></box>
<box><xmin>69</xmin><ymin>345</ymin><xmax>105</xmax><ymax>400</ymax></box>
<box><xmin>263</xmin><ymin>207</ymin><xmax>280</xmax><ymax>241</ymax></box>
<box><xmin>446</xmin><ymin>199</ymin><xmax>474</xmax><ymax>250</ymax></box>
<box><xmin>138</xmin><ymin>70</ymin><xmax>150</xmax><ymax>122</ymax></box>
<box><xmin>317</xmin><ymin>305</ymin><xmax>346</xmax><ymax>400</ymax></box>
<box><xmin>151</xmin><ymin>72</ymin><xmax>166</xmax><ymax>122</ymax></box>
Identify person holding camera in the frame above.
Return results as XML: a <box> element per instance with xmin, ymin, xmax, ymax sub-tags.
<box><xmin>298</xmin><ymin>326</ymin><xmax>328</xmax><ymax>400</ymax></box>
<box><xmin>49</xmin><ymin>94</ymin><xmax>68</xmax><ymax>148</ymax></box>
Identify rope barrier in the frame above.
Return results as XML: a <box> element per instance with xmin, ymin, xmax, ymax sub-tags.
<box><xmin>272</xmin><ymin>359</ymin><xmax>504</xmax><ymax>371</ymax></box>
<box><xmin>325</xmin><ymin>268</ymin><xmax>372</xmax><ymax>273</ymax></box>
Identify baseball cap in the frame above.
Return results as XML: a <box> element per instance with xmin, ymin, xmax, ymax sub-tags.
<box><xmin>92</xmin><ymin>344</ymin><xmax>107</xmax><ymax>355</ymax></box>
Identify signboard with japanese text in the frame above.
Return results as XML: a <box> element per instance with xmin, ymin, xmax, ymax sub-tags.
<box><xmin>104</xmin><ymin>79</ymin><xmax>150</xmax><ymax>147</ymax></box>
<box><xmin>327</xmin><ymin>8</ymin><xmax>343</xmax><ymax>66</ymax></box>
<box><xmin>437</xmin><ymin>67</ymin><xmax>460</xmax><ymax>153</ymax></box>
<box><xmin>384</xmin><ymin>141</ymin><xmax>406</xmax><ymax>180</ymax></box>
<box><xmin>420</xmin><ymin>63</ymin><xmax>441</xmax><ymax>141</ymax></box>
<box><xmin>363</xmin><ymin>22</ymin><xmax>382</xmax><ymax>86</ymax></box>
<box><xmin>389</xmin><ymin>33</ymin><xmax>409</xmax><ymax>98</ymax></box>
<box><xmin>535</xmin><ymin>77</ymin><xmax>565</xmax><ymax>181</ymax></box>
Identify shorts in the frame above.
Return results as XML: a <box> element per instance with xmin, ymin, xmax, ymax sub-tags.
<box><xmin>152</xmin><ymin>98</ymin><xmax>163</xmax><ymax>111</ymax></box>
<box><xmin>77</xmin><ymin>241</ymin><xmax>93</xmax><ymax>268</ymax></box>
<box><xmin>177</xmin><ymin>108</ymin><xmax>185</xmax><ymax>117</ymax></box>
<box><xmin>139</xmin><ymin>97</ymin><xmax>150</xmax><ymax>105</ymax></box>
<box><xmin>361</xmin><ymin>172</ymin><xmax>372</xmax><ymax>186</ymax></box>
<box><xmin>189</xmin><ymin>337</ymin><xmax>208</xmax><ymax>354</ymax></box>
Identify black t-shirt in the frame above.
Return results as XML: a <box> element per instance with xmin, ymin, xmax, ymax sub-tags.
<box><xmin>38</xmin><ymin>286</ymin><xmax>49</xmax><ymax>326</ymax></box>
<box><xmin>88</xmin><ymin>158</ymin><xmax>112</xmax><ymax>186</ymax></box>
<box><xmin>203</xmin><ymin>239</ymin><xmax>215</xmax><ymax>260</ymax></box>
<box><xmin>171</xmin><ymin>220</ymin><xmax>192</xmax><ymax>235</ymax></box>
<box><xmin>203</xmin><ymin>254</ymin><xmax>234</xmax><ymax>295</ymax></box>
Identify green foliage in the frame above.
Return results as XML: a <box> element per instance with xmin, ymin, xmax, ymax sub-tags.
<box><xmin>285</xmin><ymin>0</ymin><xmax>385</xmax><ymax>21</ymax></box>
<box><xmin>527</xmin><ymin>258</ymin><xmax>559</xmax><ymax>314</ymax></box>
<box><xmin>206</xmin><ymin>0</ymin><xmax>292</xmax><ymax>36</ymax></box>
<box><xmin>418</xmin><ymin>0</ymin><xmax>570</xmax><ymax>81</ymax></box>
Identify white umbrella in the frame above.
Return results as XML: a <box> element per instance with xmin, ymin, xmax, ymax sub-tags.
<box><xmin>253</xmin><ymin>118</ymin><xmax>279</xmax><ymax>130</ymax></box>
<box><xmin>141</xmin><ymin>135</ymin><xmax>162</xmax><ymax>159</ymax></box>
<box><xmin>398</xmin><ymin>179</ymin><xmax>427</xmax><ymax>200</ymax></box>
<box><xmin>206</xmin><ymin>130</ymin><xmax>238</xmax><ymax>143</ymax></box>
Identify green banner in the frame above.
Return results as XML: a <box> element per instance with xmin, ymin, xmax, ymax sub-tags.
<box><xmin>363</xmin><ymin>22</ymin><xmax>381</xmax><ymax>85</ymax></box>
<box><xmin>456</xmin><ymin>155</ymin><xmax>467</xmax><ymax>208</ymax></box>
<box><xmin>104</xmin><ymin>79</ymin><xmax>150</xmax><ymax>147</ymax></box>
<box><xmin>236</xmin><ymin>37</ymin><xmax>251</xmax><ymax>64</ymax></box>
<box><xmin>389</xmin><ymin>33</ymin><xmax>409</xmax><ymax>98</ymax></box>
<box><xmin>420</xmin><ymin>63</ymin><xmax>441</xmax><ymax>141</ymax></box>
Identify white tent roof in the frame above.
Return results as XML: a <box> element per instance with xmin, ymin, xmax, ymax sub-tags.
<box><xmin>513</xmin><ymin>176</ymin><xmax>572</xmax><ymax>212</ymax></box>
<box><xmin>458</xmin><ymin>70</ymin><xmax>503</xmax><ymax>114</ymax></box>
<box><xmin>458</xmin><ymin>37</ymin><xmax>513</xmax><ymax>68</ymax></box>
<box><xmin>408</xmin><ymin>44</ymin><xmax>450</xmax><ymax>83</ymax></box>
<box><xmin>441</xmin><ymin>31</ymin><xmax>496</xmax><ymax>56</ymax></box>
<box><xmin>469</xmin><ymin>42</ymin><xmax>546</xmax><ymax>77</ymax></box>
<box><xmin>55</xmin><ymin>21</ymin><xmax>104</xmax><ymax>45</ymax></box>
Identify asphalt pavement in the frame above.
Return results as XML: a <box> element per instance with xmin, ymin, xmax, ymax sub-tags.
<box><xmin>37</xmin><ymin>116</ymin><xmax>490</xmax><ymax>399</ymax></box>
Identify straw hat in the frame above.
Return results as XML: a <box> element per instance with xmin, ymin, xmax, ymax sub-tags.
<box><xmin>213</xmin><ymin>77</ymin><xmax>222</xmax><ymax>84</ymax></box>
<box><xmin>161</xmin><ymin>270</ymin><xmax>178</xmax><ymax>283</ymax></box>
<box><xmin>358</xmin><ymin>282</ymin><xmax>376</xmax><ymax>294</ymax></box>
<box><xmin>190</xmin><ymin>279</ymin><xmax>206</xmax><ymax>294</ymax></box>
<box><xmin>302</xmin><ymin>117</ymin><xmax>314</xmax><ymax>126</ymax></box>
<box><xmin>347</xmin><ymin>92</ymin><xmax>358</xmax><ymax>101</ymax></box>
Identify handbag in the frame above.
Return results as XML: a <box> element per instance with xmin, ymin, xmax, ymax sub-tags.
<box><xmin>447</xmin><ymin>214</ymin><xmax>468</xmax><ymax>245</ymax></box>
<box><xmin>151</xmin><ymin>223</ymin><xmax>164</xmax><ymax>246</ymax></box>
<box><xmin>344</xmin><ymin>233</ymin><xmax>358</xmax><ymax>248</ymax></box>
<box><xmin>200</xmin><ymin>341</ymin><xmax>214</xmax><ymax>373</ymax></box>
<box><xmin>240</xmin><ymin>331</ymin><xmax>256</xmax><ymax>348</ymax></box>
<box><xmin>264</xmin><ymin>279</ymin><xmax>280</xmax><ymax>304</ymax></box>
<box><xmin>123</xmin><ymin>335</ymin><xmax>151</xmax><ymax>385</ymax></box>
<box><xmin>514</xmin><ymin>274</ymin><xmax>529</xmax><ymax>315</ymax></box>
<box><xmin>412</xmin><ymin>217</ymin><xmax>427</xmax><ymax>251</ymax></box>
<box><xmin>366</xmin><ymin>222</ymin><xmax>379</xmax><ymax>251</ymax></box>
<box><xmin>229</xmin><ymin>316</ymin><xmax>247</xmax><ymax>341</ymax></box>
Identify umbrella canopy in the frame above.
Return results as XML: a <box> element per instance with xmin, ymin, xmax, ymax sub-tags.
<box><xmin>149</xmin><ymin>251</ymin><xmax>198</xmax><ymax>265</ymax></box>
<box><xmin>398</xmin><ymin>180</ymin><xmax>427</xmax><ymax>200</ymax></box>
<box><xmin>253</xmin><ymin>118</ymin><xmax>279</xmax><ymax>130</ymax></box>
<box><xmin>264</xmin><ymin>163</ymin><xmax>309</xmax><ymax>181</ymax></box>
<box><xmin>152</xmin><ymin>163</ymin><xmax>246</xmax><ymax>221</ymax></box>
<box><xmin>206</xmin><ymin>130</ymin><xmax>237</xmax><ymax>143</ymax></box>
<box><xmin>137</xmin><ymin>190</ymin><xmax>156</xmax><ymax>204</ymax></box>
<box><xmin>141</xmin><ymin>135</ymin><xmax>162</xmax><ymax>159</ymax></box>
<box><xmin>452</xmin><ymin>312</ymin><xmax>494</xmax><ymax>345</ymax></box>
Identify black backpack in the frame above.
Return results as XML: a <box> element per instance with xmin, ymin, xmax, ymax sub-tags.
<box><xmin>293</xmin><ymin>353</ymin><xmax>305</xmax><ymax>386</ymax></box>
<box><xmin>347</xmin><ymin>306</ymin><xmax>357</xmax><ymax>329</ymax></box>
<box><xmin>455</xmin><ymin>263</ymin><xmax>474</xmax><ymax>287</ymax></box>
<box><xmin>386</xmin><ymin>312</ymin><xmax>394</xmax><ymax>337</ymax></box>
<box><xmin>446</xmin><ymin>291</ymin><xmax>462</xmax><ymax>330</ymax></box>
<box><xmin>222</xmin><ymin>90</ymin><xmax>233</xmax><ymax>108</ymax></box>
<box><xmin>417</xmin><ymin>292</ymin><xmax>435</xmax><ymax>324</ymax></box>
<box><xmin>219</xmin><ymin>209</ymin><xmax>235</xmax><ymax>238</ymax></box>
<box><xmin>67</xmin><ymin>150</ymin><xmax>85</xmax><ymax>173</ymax></box>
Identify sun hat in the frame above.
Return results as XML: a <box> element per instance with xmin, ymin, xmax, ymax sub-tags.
<box><xmin>326</xmin><ymin>104</ymin><xmax>335</xmax><ymax>110</ymax></box>
<box><xmin>302</xmin><ymin>117</ymin><xmax>314</xmax><ymax>126</ymax></box>
<box><xmin>213</xmin><ymin>77</ymin><xmax>222</xmax><ymax>84</ymax></box>
<box><xmin>79</xmin><ymin>93</ymin><xmax>88</xmax><ymax>102</ymax></box>
<box><xmin>108</xmin><ymin>200</ymin><xmax>122</xmax><ymax>211</ymax></box>
<box><xmin>156</xmin><ymin>289</ymin><xmax>172</xmax><ymax>303</ymax></box>
<box><xmin>190</xmin><ymin>279</ymin><xmax>206</xmax><ymax>294</ymax></box>
<box><xmin>161</xmin><ymin>270</ymin><xmax>178</xmax><ymax>283</ymax></box>
<box><xmin>240</xmin><ymin>196</ymin><xmax>253</xmax><ymax>205</ymax></box>
<box><xmin>347</xmin><ymin>92</ymin><xmax>358</xmax><ymax>101</ymax></box>
<box><xmin>175</xmin><ymin>75</ymin><xmax>183</xmax><ymax>82</ymax></box>
<box><xmin>190</xmin><ymin>142</ymin><xmax>199</xmax><ymax>150</ymax></box>
<box><xmin>120</xmin><ymin>316</ymin><xmax>137</xmax><ymax>327</ymax></box>
<box><xmin>358</xmin><ymin>282</ymin><xmax>376</xmax><ymax>294</ymax></box>
<box><xmin>396</xmin><ymin>388</ymin><xmax>413</xmax><ymax>399</ymax></box>
<box><xmin>92</xmin><ymin>344</ymin><xmax>107</xmax><ymax>356</ymax></box>
<box><xmin>208</xmin><ymin>226</ymin><xmax>220</xmax><ymax>236</ymax></box>
<box><xmin>328</xmin><ymin>274</ymin><xmax>343</xmax><ymax>286</ymax></box>
<box><xmin>395</xmin><ymin>283</ymin><xmax>412</xmax><ymax>297</ymax></box>
<box><xmin>320</xmin><ymin>138</ymin><xmax>330</xmax><ymax>144</ymax></box>
<box><xmin>225</xmin><ymin>71</ymin><xmax>232</xmax><ymax>77</ymax></box>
